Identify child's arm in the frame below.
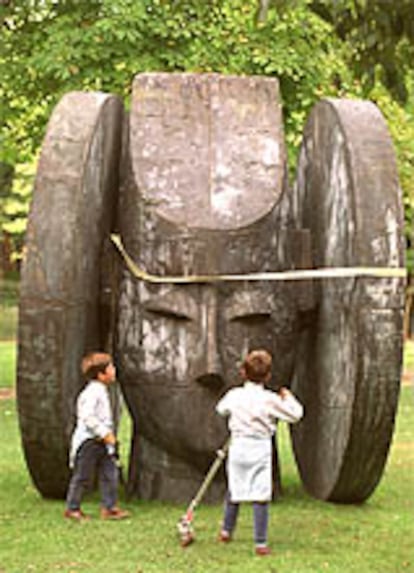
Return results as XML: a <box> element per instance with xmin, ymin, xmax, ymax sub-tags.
<box><xmin>216</xmin><ymin>390</ymin><xmax>233</xmax><ymax>417</ymax></box>
<box><xmin>270</xmin><ymin>388</ymin><xmax>304</xmax><ymax>423</ymax></box>
<box><xmin>78</xmin><ymin>387</ymin><xmax>115</xmax><ymax>442</ymax></box>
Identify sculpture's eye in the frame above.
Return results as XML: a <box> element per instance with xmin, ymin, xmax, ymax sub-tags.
<box><xmin>231</xmin><ymin>312</ymin><xmax>272</xmax><ymax>325</ymax></box>
<box><xmin>224</xmin><ymin>288</ymin><xmax>273</xmax><ymax>324</ymax></box>
<box><xmin>145</xmin><ymin>305</ymin><xmax>191</xmax><ymax>322</ymax></box>
<box><xmin>143</xmin><ymin>288</ymin><xmax>198</xmax><ymax>322</ymax></box>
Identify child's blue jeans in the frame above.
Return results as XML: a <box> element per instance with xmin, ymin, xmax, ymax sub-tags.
<box><xmin>66</xmin><ymin>439</ymin><xmax>118</xmax><ymax>510</ymax></box>
<box><xmin>222</xmin><ymin>493</ymin><xmax>269</xmax><ymax>545</ymax></box>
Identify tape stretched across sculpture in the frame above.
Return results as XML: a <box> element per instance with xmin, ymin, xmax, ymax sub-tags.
<box><xmin>17</xmin><ymin>74</ymin><xmax>406</xmax><ymax>504</ymax></box>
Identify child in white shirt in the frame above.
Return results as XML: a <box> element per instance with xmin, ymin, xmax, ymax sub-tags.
<box><xmin>64</xmin><ymin>352</ymin><xmax>129</xmax><ymax>521</ymax></box>
<box><xmin>216</xmin><ymin>349</ymin><xmax>303</xmax><ymax>555</ymax></box>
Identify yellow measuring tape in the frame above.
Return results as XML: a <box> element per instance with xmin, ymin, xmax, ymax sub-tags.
<box><xmin>110</xmin><ymin>234</ymin><xmax>407</xmax><ymax>284</ymax></box>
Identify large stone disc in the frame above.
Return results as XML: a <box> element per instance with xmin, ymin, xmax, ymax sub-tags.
<box><xmin>17</xmin><ymin>92</ymin><xmax>123</xmax><ymax>498</ymax></box>
<box><xmin>291</xmin><ymin>98</ymin><xmax>406</xmax><ymax>502</ymax></box>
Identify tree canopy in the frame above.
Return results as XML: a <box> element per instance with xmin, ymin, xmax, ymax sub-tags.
<box><xmin>309</xmin><ymin>0</ymin><xmax>414</xmax><ymax>103</ymax></box>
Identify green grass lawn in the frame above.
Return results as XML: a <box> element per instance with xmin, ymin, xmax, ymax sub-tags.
<box><xmin>0</xmin><ymin>340</ymin><xmax>16</xmax><ymax>388</ymax></box>
<box><xmin>404</xmin><ymin>338</ymin><xmax>414</xmax><ymax>371</ymax></box>
<box><xmin>0</xmin><ymin>277</ymin><xmax>18</xmax><ymax>389</ymax></box>
<box><xmin>0</xmin><ymin>277</ymin><xmax>19</xmax><ymax>341</ymax></box>
<box><xmin>0</xmin><ymin>387</ymin><xmax>413</xmax><ymax>573</ymax></box>
<box><xmin>0</xmin><ymin>305</ymin><xmax>17</xmax><ymax>341</ymax></box>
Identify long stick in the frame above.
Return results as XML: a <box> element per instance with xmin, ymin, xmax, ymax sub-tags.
<box><xmin>177</xmin><ymin>439</ymin><xmax>230</xmax><ymax>547</ymax></box>
<box><xmin>189</xmin><ymin>439</ymin><xmax>230</xmax><ymax>514</ymax></box>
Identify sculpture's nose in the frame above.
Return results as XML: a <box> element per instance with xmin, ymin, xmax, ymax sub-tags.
<box><xmin>195</xmin><ymin>287</ymin><xmax>224</xmax><ymax>389</ymax></box>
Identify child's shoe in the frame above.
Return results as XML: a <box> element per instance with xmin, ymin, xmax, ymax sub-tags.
<box><xmin>255</xmin><ymin>545</ymin><xmax>271</xmax><ymax>556</ymax></box>
<box><xmin>100</xmin><ymin>506</ymin><xmax>130</xmax><ymax>520</ymax></box>
<box><xmin>218</xmin><ymin>530</ymin><xmax>232</xmax><ymax>543</ymax></box>
<box><xmin>64</xmin><ymin>509</ymin><xmax>90</xmax><ymax>521</ymax></box>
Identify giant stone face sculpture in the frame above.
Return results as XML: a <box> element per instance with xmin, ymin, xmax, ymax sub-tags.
<box><xmin>17</xmin><ymin>73</ymin><xmax>406</xmax><ymax>504</ymax></box>
<box><xmin>117</xmin><ymin>75</ymin><xmax>297</xmax><ymax>500</ymax></box>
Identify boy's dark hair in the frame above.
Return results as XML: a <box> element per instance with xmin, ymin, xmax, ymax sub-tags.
<box><xmin>81</xmin><ymin>352</ymin><xmax>112</xmax><ymax>381</ymax></box>
<box><xmin>243</xmin><ymin>349</ymin><xmax>272</xmax><ymax>382</ymax></box>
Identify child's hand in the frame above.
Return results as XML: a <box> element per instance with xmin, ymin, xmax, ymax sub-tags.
<box><xmin>103</xmin><ymin>432</ymin><xmax>116</xmax><ymax>445</ymax></box>
<box><xmin>278</xmin><ymin>387</ymin><xmax>291</xmax><ymax>399</ymax></box>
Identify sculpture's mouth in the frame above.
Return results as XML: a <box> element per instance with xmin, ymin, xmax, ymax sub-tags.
<box><xmin>196</xmin><ymin>373</ymin><xmax>225</xmax><ymax>390</ymax></box>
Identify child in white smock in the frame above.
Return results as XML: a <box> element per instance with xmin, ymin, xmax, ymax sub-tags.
<box><xmin>216</xmin><ymin>349</ymin><xmax>303</xmax><ymax>556</ymax></box>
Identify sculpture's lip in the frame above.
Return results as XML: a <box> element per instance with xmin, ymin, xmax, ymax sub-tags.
<box><xmin>196</xmin><ymin>373</ymin><xmax>225</xmax><ymax>389</ymax></box>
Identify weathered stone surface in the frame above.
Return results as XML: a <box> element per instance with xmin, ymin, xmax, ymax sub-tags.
<box><xmin>290</xmin><ymin>98</ymin><xmax>406</xmax><ymax>502</ymax></box>
<box><xmin>117</xmin><ymin>73</ymin><xmax>296</xmax><ymax>502</ymax></box>
<box><xmin>17</xmin><ymin>92</ymin><xmax>123</xmax><ymax>498</ymax></box>
<box><xmin>130</xmin><ymin>73</ymin><xmax>286</xmax><ymax>231</ymax></box>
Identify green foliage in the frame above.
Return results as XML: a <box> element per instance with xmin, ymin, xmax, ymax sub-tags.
<box><xmin>308</xmin><ymin>0</ymin><xmax>414</xmax><ymax>103</ymax></box>
<box><xmin>0</xmin><ymin>0</ymin><xmax>347</xmax><ymax>173</ymax></box>
<box><xmin>1</xmin><ymin>0</ymin><xmax>344</xmax><ymax>163</ymax></box>
<box><xmin>1</xmin><ymin>162</ymin><xmax>33</xmax><ymax>246</ymax></box>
